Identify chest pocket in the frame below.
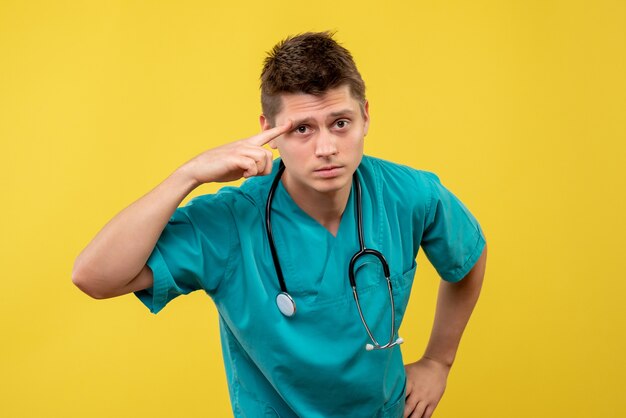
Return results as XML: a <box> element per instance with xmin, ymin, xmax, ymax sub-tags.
<box><xmin>357</xmin><ymin>259</ymin><xmax>417</xmax><ymax>324</ymax></box>
<box><xmin>391</xmin><ymin>261</ymin><xmax>417</xmax><ymax>329</ymax></box>
<box><xmin>307</xmin><ymin>257</ymin><xmax>417</xmax><ymax>336</ymax></box>
<box><xmin>353</xmin><ymin>258</ymin><xmax>416</xmax><ymax>295</ymax></box>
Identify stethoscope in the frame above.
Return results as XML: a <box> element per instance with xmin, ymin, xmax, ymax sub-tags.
<box><xmin>265</xmin><ymin>161</ymin><xmax>404</xmax><ymax>351</ymax></box>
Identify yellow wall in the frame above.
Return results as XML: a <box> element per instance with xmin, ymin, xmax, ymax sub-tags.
<box><xmin>1</xmin><ymin>1</ymin><xmax>624</xmax><ymax>416</ymax></box>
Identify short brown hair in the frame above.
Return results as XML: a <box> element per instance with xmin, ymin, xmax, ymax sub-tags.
<box><xmin>260</xmin><ymin>31</ymin><xmax>366</xmax><ymax>125</ymax></box>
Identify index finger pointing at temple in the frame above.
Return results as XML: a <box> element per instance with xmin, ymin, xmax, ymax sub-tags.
<box><xmin>249</xmin><ymin>120</ymin><xmax>293</xmax><ymax>146</ymax></box>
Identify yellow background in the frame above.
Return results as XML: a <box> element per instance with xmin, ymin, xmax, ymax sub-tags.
<box><xmin>1</xmin><ymin>0</ymin><xmax>624</xmax><ymax>417</ymax></box>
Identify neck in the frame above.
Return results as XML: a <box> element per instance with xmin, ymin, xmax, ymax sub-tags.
<box><xmin>282</xmin><ymin>174</ymin><xmax>352</xmax><ymax>237</ymax></box>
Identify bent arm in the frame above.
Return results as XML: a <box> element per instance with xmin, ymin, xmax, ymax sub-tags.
<box><xmin>72</xmin><ymin>122</ymin><xmax>293</xmax><ymax>300</ymax></box>
<box><xmin>423</xmin><ymin>242</ymin><xmax>488</xmax><ymax>367</ymax></box>
<box><xmin>72</xmin><ymin>167</ymin><xmax>200</xmax><ymax>299</ymax></box>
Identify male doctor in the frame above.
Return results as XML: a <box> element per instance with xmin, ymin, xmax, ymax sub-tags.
<box><xmin>73</xmin><ymin>32</ymin><xmax>487</xmax><ymax>418</ymax></box>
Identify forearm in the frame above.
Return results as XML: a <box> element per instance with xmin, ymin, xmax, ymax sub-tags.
<box><xmin>72</xmin><ymin>122</ymin><xmax>292</xmax><ymax>298</ymax></box>
<box><xmin>423</xmin><ymin>243</ymin><xmax>487</xmax><ymax>367</ymax></box>
<box><xmin>72</xmin><ymin>166</ymin><xmax>199</xmax><ymax>297</ymax></box>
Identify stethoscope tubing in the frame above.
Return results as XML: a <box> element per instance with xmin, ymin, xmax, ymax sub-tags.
<box><xmin>264</xmin><ymin>160</ymin><xmax>403</xmax><ymax>350</ymax></box>
<box><xmin>265</xmin><ymin>162</ymin><xmax>288</xmax><ymax>294</ymax></box>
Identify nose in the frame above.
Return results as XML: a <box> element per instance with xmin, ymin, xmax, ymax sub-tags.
<box><xmin>314</xmin><ymin>129</ymin><xmax>338</xmax><ymax>158</ymax></box>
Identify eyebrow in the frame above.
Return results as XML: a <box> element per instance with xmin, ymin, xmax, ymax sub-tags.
<box><xmin>291</xmin><ymin>117</ymin><xmax>314</xmax><ymax>128</ymax></box>
<box><xmin>291</xmin><ymin>109</ymin><xmax>356</xmax><ymax>127</ymax></box>
<box><xmin>330</xmin><ymin>109</ymin><xmax>355</xmax><ymax>118</ymax></box>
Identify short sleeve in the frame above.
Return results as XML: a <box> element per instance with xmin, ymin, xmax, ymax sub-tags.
<box><xmin>134</xmin><ymin>195</ymin><xmax>234</xmax><ymax>314</ymax></box>
<box><xmin>420</xmin><ymin>172</ymin><xmax>486</xmax><ymax>282</ymax></box>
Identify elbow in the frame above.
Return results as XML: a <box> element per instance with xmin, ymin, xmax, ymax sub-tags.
<box><xmin>71</xmin><ymin>263</ymin><xmax>110</xmax><ymax>300</ymax></box>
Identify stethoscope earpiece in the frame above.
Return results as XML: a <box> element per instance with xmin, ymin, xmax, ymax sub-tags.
<box><xmin>365</xmin><ymin>337</ymin><xmax>404</xmax><ymax>351</ymax></box>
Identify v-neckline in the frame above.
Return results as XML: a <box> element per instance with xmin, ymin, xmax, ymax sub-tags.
<box><xmin>271</xmin><ymin>178</ymin><xmax>359</xmax><ymax>299</ymax></box>
<box><xmin>277</xmin><ymin>179</ymin><xmax>355</xmax><ymax>240</ymax></box>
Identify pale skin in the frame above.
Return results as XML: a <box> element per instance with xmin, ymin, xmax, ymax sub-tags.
<box><xmin>72</xmin><ymin>85</ymin><xmax>486</xmax><ymax>418</ymax></box>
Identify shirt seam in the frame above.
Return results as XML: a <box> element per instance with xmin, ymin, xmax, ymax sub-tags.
<box><xmin>442</xmin><ymin>228</ymin><xmax>485</xmax><ymax>282</ymax></box>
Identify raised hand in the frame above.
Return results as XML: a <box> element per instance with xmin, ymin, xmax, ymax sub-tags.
<box><xmin>181</xmin><ymin>120</ymin><xmax>292</xmax><ymax>185</ymax></box>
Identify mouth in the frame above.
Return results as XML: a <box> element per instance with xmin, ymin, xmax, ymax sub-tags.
<box><xmin>314</xmin><ymin>165</ymin><xmax>344</xmax><ymax>178</ymax></box>
<box><xmin>315</xmin><ymin>164</ymin><xmax>342</xmax><ymax>171</ymax></box>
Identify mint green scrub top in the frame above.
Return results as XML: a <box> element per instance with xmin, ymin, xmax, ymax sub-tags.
<box><xmin>135</xmin><ymin>156</ymin><xmax>486</xmax><ymax>418</ymax></box>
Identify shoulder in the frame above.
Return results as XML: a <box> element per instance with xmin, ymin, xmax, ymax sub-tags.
<box><xmin>359</xmin><ymin>155</ymin><xmax>440</xmax><ymax>199</ymax></box>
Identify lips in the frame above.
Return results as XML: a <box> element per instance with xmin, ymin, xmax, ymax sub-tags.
<box><xmin>313</xmin><ymin>165</ymin><xmax>344</xmax><ymax>178</ymax></box>
<box><xmin>315</xmin><ymin>165</ymin><xmax>342</xmax><ymax>172</ymax></box>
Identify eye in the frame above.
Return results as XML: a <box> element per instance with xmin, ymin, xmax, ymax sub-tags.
<box><xmin>295</xmin><ymin>125</ymin><xmax>309</xmax><ymax>134</ymax></box>
<box><xmin>335</xmin><ymin>119</ymin><xmax>350</xmax><ymax>129</ymax></box>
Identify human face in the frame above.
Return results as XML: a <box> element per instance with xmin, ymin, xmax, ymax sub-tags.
<box><xmin>260</xmin><ymin>85</ymin><xmax>370</xmax><ymax>198</ymax></box>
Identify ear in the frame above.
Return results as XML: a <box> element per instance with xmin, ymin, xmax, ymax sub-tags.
<box><xmin>259</xmin><ymin>114</ymin><xmax>278</xmax><ymax>149</ymax></box>
<box><xmin>362</xmin><ymin>100</ymin><xmax>370</xmax><ymax>137</ymax></box>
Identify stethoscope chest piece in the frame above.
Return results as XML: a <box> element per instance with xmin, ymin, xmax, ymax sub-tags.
<box><xmin>276</xmin><ymin>292</ymin><xmax>296</xmax><ymax>317</ymax></box>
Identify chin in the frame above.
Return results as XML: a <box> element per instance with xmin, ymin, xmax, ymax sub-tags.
<box><xmin>310</xmin><ymin>176</ymin><xmax>353</xmax><ymax>194</ymax></box>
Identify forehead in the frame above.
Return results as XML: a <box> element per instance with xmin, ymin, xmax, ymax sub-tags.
<box><xmin>275</xmin><ymin>85</ymin><xmax>360</xmax><ymax>122</ymax></box>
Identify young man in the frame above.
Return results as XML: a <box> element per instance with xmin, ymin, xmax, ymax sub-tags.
<box><xmin>73</xmin><ymin>32</ymin><xmax>487</xmax><ymax>418</ymax></box>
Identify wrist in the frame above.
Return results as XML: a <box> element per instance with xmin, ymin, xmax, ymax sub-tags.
<box><xmin>174</xmin><ymin>163</ymin><xmax>202</xmax><ymax>190</ymax></box>
<box><xmin>422</xmin><ymin>354</ymin><xmax>453</xmax><ymax>370</ymax></box>
<box><xmin>171</xmin><ymin>164</ymin><xmax>202</xmax><ymax>194</ymax></box>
